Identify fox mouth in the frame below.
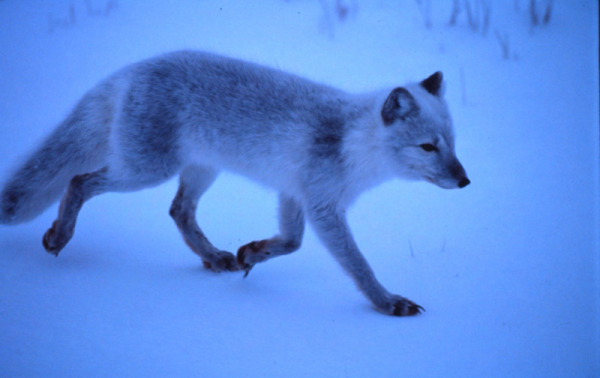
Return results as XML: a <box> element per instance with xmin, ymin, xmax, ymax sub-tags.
<box><xmin>423</xmin><ymin>175</ymin><xmax>455</xmax><ymax>189</ymax></box>
<box><xmin>423</xmin><ymin>175</ymin><xmax>470</xmax><ymax>189</ymax></box>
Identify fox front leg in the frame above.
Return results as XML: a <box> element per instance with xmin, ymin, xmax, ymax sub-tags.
<box><xmin>237</xmin><ymin>194</ymin><xmax>304</xmax><ymax>276</ymax></box>
<box><xmin>305</xmin><ymin>203</ymin><xmax>424</xmax><ymax>316</ymax></box>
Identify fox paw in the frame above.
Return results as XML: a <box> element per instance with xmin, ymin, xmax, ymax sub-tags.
<box><xmin>236</xmin><ymin>240</ymin><xmax>271</xmax><ymax>277</ymax></box>
<box><xmin>42</xmin><ymin>221</ymin><xmax>68</xmax><ymax>256</ymax></box>
<box><xmin>387</xmin><ymin>296</ymin><xmax>425</xmax><ymax>316</ymax></box>
<box><xmin>202</xmin><ymin>251</ymin><xmax>239</xmax><ymax>272</ymax></box>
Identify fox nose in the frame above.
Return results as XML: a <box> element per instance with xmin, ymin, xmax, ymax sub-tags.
<box><xmin>458</xmin><ymin>177</ymin><xmax>470</xmax><ymax>188</ymax></box>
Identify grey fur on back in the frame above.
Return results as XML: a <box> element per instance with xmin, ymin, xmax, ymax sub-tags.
<box><xmin>1</xmin><ymin>50</ymin><xmax>364</xmax><ymax>223</ymax></box>
<box><xmin>111</xmin><ymin>52</ymin><xmax>371</xmax><ymax>195</ymax></box>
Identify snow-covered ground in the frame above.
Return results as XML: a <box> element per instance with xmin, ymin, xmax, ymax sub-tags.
<box><xmin>0</xmin><ymin>1</ymin><xmax>598</xmax><ymax>376</ymax></box>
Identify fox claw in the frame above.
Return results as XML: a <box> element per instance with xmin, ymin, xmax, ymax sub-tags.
<box><xmin>236</xmin><ymin>240</ymin><xmax>267</xmax><ymax>277</ymax></box>
<box><xmin>236</xmin><ymin>246</ymin><xmax>254</xmax><ymax>278</ymax></box>
<box><xmin>42</xmin><ymin>221</ymin><xmax>68</xmax><ymax>256</ymax></box>
<box><xmin>391</xmin><ymin>297</ymin><xmax>425</xmax><ymax>316</ymax></box>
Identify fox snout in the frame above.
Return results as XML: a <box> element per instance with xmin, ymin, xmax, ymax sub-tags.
<box><xmin>453</xmin><ymin>160</ymin><xmax>469</xmax><ymax>188</ymax></box>
<box><xmin>458</xmin><ymin>177</ymin><xmax>470</xmax><ymax>188</ymax></box>
<box><xmin>451</xmin><ymin>160</ymin><xmax>470</xmax><ymax>189</ymax></box>
<box><xmin>427</xmin><ymin>159</ymin><xmax>470</xmax><ymax>189</ymax></box>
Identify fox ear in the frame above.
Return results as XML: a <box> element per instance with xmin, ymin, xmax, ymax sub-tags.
<box><xmin>381</xmin><ymin>87</ymin><xmax>418</xmax><ymax>126</ymax></box>
<box><xmin>420</xmin><ymin>71</ymin><xmax>443</xmax><ymax>96</ymax></box>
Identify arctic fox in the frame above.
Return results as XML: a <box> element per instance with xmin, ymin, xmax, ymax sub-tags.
<box><xmin>0</xmin><ymin>51</ymin><xmax>469</xmax><ymax>316</ymax></box>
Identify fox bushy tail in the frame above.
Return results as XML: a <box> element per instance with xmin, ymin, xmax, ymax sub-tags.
<box><xmin>0</xmin><ymin>88</ymin><xmax>113</xmax><ymax>225</ymax></box>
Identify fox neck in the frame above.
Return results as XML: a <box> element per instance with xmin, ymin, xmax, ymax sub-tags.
<box><xmin>341</xmin><ymin>109</ymin><xmax>395</xmax><ymax>201</ymax></box>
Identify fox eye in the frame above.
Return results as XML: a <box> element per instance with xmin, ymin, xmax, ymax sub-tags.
<box><xmin>420</xmin><ymin>143</ymin><xmax>438</xmax><ymax>152</ymax></box>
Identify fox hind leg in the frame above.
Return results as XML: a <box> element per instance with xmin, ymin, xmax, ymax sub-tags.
<box><xmin>169</xmin><ymin>165</ymin><xmax>238</xmax><ymax>272</ymax></box>
<box><xmin>237</xmin><ymin>194</ymin><xmax>304</xmax><ymax>276</ymax></box>
<box><xmin>43</xmin><ymin>167</ymin><xmax>110</xmax><ymax>255</ymax></box>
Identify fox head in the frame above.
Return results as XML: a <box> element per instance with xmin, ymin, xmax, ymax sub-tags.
<box><xmin>379</xmin><ymin>72</ymin><xmax>470</xmax><ymax>189</ymax></box>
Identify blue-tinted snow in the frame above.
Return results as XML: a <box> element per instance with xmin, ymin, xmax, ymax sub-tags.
<box><xmin>0</xmin><ymin>1</ymin><xmax>598</xmax><ymax>376</ymax></box>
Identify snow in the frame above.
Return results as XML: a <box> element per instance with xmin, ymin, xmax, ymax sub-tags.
<box><xmin>0</xmin><ymin>1</ymin><xmax>598</xmax><ymax>376</ymax></box>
